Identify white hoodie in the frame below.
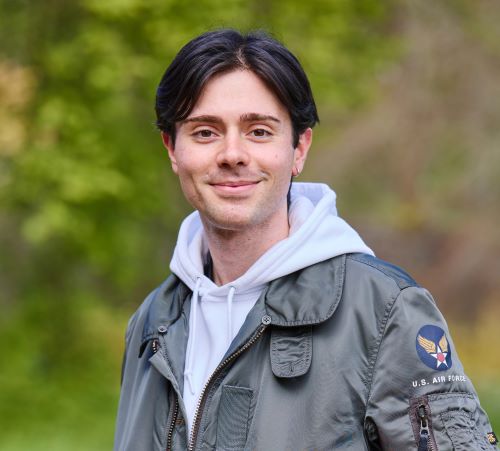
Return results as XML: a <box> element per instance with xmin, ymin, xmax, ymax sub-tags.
<box><xmin>169</xmin><ymin>182</ymin><xmax>374</xmax><ymax>433</ymax></box>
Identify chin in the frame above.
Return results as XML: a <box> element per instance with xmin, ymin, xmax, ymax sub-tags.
<box><xmin>206</xmin><ymin>216</ymin><xmax>257</xmax><ymax>232</ymax></box>
<box><xmin>201</xmin><ymin>207</ymin><xmax>266</xmax><ymax>232</ymax></box>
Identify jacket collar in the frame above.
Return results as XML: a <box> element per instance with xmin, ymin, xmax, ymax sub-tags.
<box><xmin>140</xmin><ymin>254</ymin><xmax>346</xmax><ymax>351</ymax></box>
<box><xmin>139</xmin><ymin>276</ymin><xmax>190</xmax><ymax>357</ymax></box>
<box><xmin>264</xmin><ymin>254</ymin><xmax>346</xmax><ymax>326</ymax></box>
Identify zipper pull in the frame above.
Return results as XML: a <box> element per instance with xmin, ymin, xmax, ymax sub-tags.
<box><xmin>417</xmin><ymin>405</ymin><xmax>430</xmax><ymax>451</ymax></box>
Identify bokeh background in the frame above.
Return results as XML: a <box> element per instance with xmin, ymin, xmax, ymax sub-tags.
<box><xmin>1</xmin><ymin>0</ymin><xmax>499</xmax><ymax>449</ymax></box>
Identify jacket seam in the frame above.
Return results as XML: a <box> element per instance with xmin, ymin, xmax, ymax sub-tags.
<box><xmin>347</xmin><ymin>254</ymin><xmax>418</xmax><ymax>290</ymax></box>
<box><xmin>428</xmin><ymin>392</ymin><xmax>475</xmax><ymax>401</ymax></box>
<box><xmin>363</xmin><ymin>286</ymin><xmax>408</xmax><ymax>410</ymax></box>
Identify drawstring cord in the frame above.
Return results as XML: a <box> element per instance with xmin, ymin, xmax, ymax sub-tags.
<box><xmin>227</xmin><ymin>286</ymin><xmax>236</xmax><ymax>348</ymax></box>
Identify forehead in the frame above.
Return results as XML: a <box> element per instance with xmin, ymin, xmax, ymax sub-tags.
<box><xmin>187</xmin><ymin>69</ymin><xmax>289</xmax><ymax>120</ymax></box>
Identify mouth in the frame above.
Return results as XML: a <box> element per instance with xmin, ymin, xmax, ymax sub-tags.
<box><xmin>210</xmin><ymin>180</ymin><xmax>260</xmax><ymax>195</ymax></box>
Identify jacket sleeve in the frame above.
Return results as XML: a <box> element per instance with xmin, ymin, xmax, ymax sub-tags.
<box><xmin>364</xmin><ymin>286</ymin><xmax>498</xmax><ymax>450</ymax></box>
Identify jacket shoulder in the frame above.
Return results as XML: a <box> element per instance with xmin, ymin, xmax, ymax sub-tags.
<box><xmin>130</xmin><ymin>275</ymin><xmax>175</xmax><ymax>318</ymax></box>
<box><xmin>346</xmin><ymin>252</ymin><xmax>419</xmax><ymax>291</ymax></box>
<box><xmin>125</xmin><ymin>274</ymin><xmax>184</xmax><ymax>342</ymax></box>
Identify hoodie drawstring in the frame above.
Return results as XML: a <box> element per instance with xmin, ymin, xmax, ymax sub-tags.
<box><xmin>184</xmin><ymin>276</ymin><xmax>202</xmax><ymax>396</ymax></box>
<box><xmin>227</xmin><ymin>286</ymin><xmax>236</xmax><ymax>348</ymax></box>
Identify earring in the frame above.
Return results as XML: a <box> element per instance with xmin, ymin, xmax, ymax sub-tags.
<box><xmin>292</xmin><ymin>166</ymin><xmax>300</xmax><ymax>177</ymax></box>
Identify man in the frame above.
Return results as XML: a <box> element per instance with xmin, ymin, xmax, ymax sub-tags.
<box><xmin>114</xmin><ymin>29</ymin><xmax>497</xmax><ymax>450</ymax></box>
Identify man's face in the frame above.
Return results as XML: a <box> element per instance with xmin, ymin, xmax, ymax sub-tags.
<box><xmin>163</xmin><ymin>70</ymin><xmax>312</xmax><ymax>232</ymax></box>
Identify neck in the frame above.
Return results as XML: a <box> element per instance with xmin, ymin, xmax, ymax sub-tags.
<box><xmin>201</xmin><ymin>213</ymin><xmax>290</xmax><ymax>286</ymax></box>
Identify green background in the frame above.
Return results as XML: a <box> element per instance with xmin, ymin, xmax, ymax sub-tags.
<box><xmin>1</xmin><ymin>0</ymin><xmax>499</xmax><ymax>448</ymax></box>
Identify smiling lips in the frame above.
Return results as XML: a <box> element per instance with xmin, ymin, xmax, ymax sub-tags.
<box><xmin>210</xmin><ymin>180</ymin><xmax>260</xmax><ymax>195</ymax></box>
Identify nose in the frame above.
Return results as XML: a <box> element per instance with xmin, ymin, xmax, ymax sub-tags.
<box><xmin>215</xmin><ymin>131</ymin><xmax>250</xmax><ymax>168</ymax></box>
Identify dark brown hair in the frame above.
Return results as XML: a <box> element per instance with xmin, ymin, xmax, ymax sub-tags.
<box><xmin>155</xmin><ymin>29</ymin><xmax>319</xmax><ymax>147</ymax></box>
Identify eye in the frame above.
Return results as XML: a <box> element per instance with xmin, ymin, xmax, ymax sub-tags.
<box><xmin>250</xmin><ymin>128</ymin><xmax>272</xmax><ymax>138</ymax></box>
<box><xmin>192</xmin><ymin>129</ymin><xmax>216</xmax><ymax>139</ymax></box>
<box><xmin>198</xmin><ymin>129</ymin><xmax>214</xmax><ymax>138</ymax></box>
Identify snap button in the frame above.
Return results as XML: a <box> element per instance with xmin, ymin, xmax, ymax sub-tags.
<box><xmin>158</xmin><ymin>325</ymin><xmax>167</xmax><ymax>334</ymax></box>
<box><xmin>261</xmin><ymin>315</ymin><xmax>272</xmax><ymax>325</ymax></box>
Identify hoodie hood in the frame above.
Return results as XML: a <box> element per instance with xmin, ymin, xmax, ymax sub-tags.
<box><xmin>170</xmin><ymin>182</ymin><xmax>373</xmax><ymax>294</ymax></box>
<box><xmin>170</xmin><ymin>182</ymin><xmax>374</xmax><ymax>433</ymax></box>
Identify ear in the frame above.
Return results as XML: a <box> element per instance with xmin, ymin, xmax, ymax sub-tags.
<box><xmin>161</xmin><ymin>132</ymin><xmax>178</xmax><ymax>174</ymax></box>
<box><xmin>293</xmin><ymin>128</ymin><xmax>313</xmax><ymax>176</ymax></box>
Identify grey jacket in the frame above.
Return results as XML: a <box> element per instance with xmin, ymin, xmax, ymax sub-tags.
<box><xmin>114</xmin><ymin>253</ymin><xmax>497</xmax><ymax>450</ymax></box>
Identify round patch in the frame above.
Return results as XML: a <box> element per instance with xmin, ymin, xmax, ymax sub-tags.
<box><xmin>415</xmin><ymin>325</ymin><xmax>452</xmax><ymax>371</ymax></box>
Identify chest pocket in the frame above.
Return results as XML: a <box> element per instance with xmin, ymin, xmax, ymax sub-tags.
<box><xmin>270</xmin><ymin>325</ymin><xmax>313</xmax><ymax>378</ymax></box>
<box><xmin>216</xmin><ymin>385</ymin><xmax>254</xmax><ymax>451</ymax></box>
<box><xmin>215</xmin><ymin>326</ymin><xmax>313</xmax><ymax>450</ymax></box>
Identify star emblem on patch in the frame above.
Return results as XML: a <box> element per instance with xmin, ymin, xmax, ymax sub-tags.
<box><xmin>415</xmin><ymin>325</ymin><xmax>453</xmax><ymax>371</ymax></box>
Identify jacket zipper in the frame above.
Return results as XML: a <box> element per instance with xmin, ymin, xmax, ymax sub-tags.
<box><xmin>156</xmin><ymin>336</ymin><xmax>180</xmax><ymax>451</ymax></box>
<box><xmin>187</xmin><ymin>323</ymin><xmax>268</xmax><ymax>451</ymax></box>
<box><xmin>166</xmin><ymin>397</ymin><xmax>179</xmax><ymax>451</ymax></box>
<box><xmin>417</xmin><ymin>404</ymin><xmax>434</xmax><ymax>451</ymax></box>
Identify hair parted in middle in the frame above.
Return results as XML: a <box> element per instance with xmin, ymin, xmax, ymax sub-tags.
<box><xmin>155</xmin><ymin>29</ymin><xmax>319</xmax><ymax>148</ymax></box>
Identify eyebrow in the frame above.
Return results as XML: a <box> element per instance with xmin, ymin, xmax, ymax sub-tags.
<box><xmin>182</xmin><ymin>115</ymin><xmax>222</xmax><ymax>125</ymax></box>
<box><xmin>240</xmin><ymin>113</ymin><xmax>281</xmax><ymax>124</ymax></box>
<box><xmin>182</xmin><ymin>113</ymin><xmax>281</xmax><ymax>125</ymax></box>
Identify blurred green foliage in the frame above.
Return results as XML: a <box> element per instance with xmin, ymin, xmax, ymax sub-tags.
<box><xmin>1</xmin><ymin>0</ymin><xmax>498</xmax><ymax>449</ymax></box>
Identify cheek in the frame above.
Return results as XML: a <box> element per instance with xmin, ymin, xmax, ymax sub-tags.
<box><xmin>177</xmin><ymin>170</ymin><xmax>204</xmax><ymax>208</ymax></box>
<box><xmin>175</xmin><ymin>151</ymin><xmax>206</xmax><ymax>177</ymax></box>
<box><xmin>268</xmin><ymin>152</ymin><xmax>294</xmax><ymax>177</ymax></box>
<box><xmin>174</xmin><ymin>158</ymin><xmax>200</xmax><ymax>191</ymax></box>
